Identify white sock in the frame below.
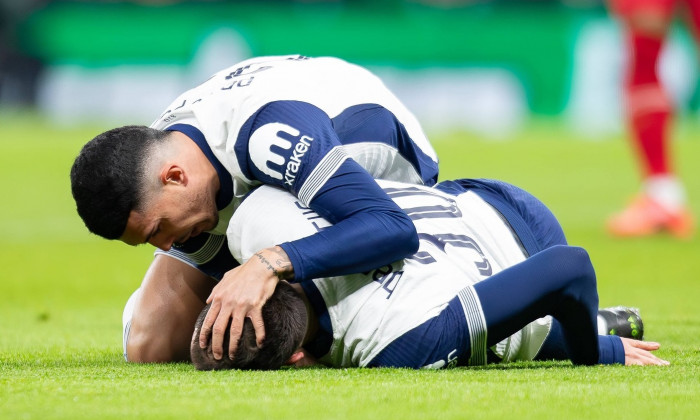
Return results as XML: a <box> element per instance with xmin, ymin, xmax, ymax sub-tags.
<box><xmin>643</xmin><ymin>175</ymin><xmax>687</xmax><ymax>212</ymax></box>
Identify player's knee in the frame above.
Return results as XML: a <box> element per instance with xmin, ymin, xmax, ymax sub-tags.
<box><xmin>567</xmin><ymin>246</ymin><xmax>595</xmax><ymax>280</ymax></box>
<box><xmin>547</xmin><ymin>245</ymin><xmax>596</xmax><ymax>285</ymax></box>
<box><xmin>568</xmin><ymin>245</ymin><xmax>592</xmax><ymax>268</ymax></box>
<box><xmin>124</xmin><ymin>319</ymin><xmax>192</xmax><ymax>363</ymax></box>
<box><xmin>557</xmin><ymin>246</ymin><xmax>598</xmax><ymax>301</ymax></box>
<box><xmin>125</xmin><ymin>322</ymin><xmax>190</xmax><ymax>363</ymax></box>
<box><xmin>125</xmin><ymin>328</ymin><xmax>157</xmax><ymax>363</ymax></box>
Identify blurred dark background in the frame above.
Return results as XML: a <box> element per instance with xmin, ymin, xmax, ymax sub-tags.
<box><xmin>1</xmin><ymin>0</ymin><xmax>698</xmax><ymax>135</ymax></box>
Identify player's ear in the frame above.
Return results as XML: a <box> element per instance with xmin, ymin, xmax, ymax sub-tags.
<box><xmin>160</xmin><ymin>165</ymin><xmax>187</xmax><ymax>186</ymax></box>
<box><xmin>285</xmin><ymin>350</ymin><xmax>306</xmax><ymax>366</ymax></box>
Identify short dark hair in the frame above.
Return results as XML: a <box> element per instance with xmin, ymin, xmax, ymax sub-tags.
<box><xmin>191</xmin><ymin>281</ymin><xmax>307</xmax><ymax>371</ymax></box>
<box><xmin>70</xmin><ymin>126</ymin><xmax>170</xmax><ymax>239</ymax></box>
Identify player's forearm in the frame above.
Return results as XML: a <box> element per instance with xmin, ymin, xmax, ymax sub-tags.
<box><xmin>283</xmin><ymin>161</ymin><xmax>419</xmax><ymax>282</ymax></box>
<box><xmin>280</xmin><ymin>208</ymin><xmax>418</xmax><ymax>282</ymax></box>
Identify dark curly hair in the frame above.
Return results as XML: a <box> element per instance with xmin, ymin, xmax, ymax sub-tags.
<box><xmin>70</xmin><ymin>126</ymin><xmax>170</xmax><ymax>239</ymax></box>
<box><xmin>191</xmin><ymin>281</ymin><xmax>308</xmax><ymax>371</ymax></box>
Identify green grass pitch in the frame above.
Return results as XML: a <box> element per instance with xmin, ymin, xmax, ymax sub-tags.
<box><xmin>1</xmin><ymin>115</ymin><xmax>699</xmax><ymax>419</ymax></box>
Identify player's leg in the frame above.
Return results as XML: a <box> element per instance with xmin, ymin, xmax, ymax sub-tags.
<box><xmin>462</xmin><ymin>245</ymin><xmax>600</xmax><ymax>365</ymax></box>
<box><xmin>614</xmin><ymin>0</ymin><xmax>673</xmax><ymax>180</ymax></box>
<box><xmin>124</xmin><ymin>254</ymin><xmax>216</xmax><ymax>362</ymax></box>
<box><xmin>607</xmin><ymin>0</ymin><xmax>694</xmax><ymax>238</ymax></box>
<box><xmin>443</xmin><ymin>179</ymin><xmax>627</xmax><ymax>338</ymax></box>
<box><xmin>372</xmin><ymin>246</ymin><xmax>601</xmax><ymax>367</ymax></box>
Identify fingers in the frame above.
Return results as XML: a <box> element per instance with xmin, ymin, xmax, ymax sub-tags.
<box><xmin>197</xmin><ymin>304</ymin><xmax>260</xmax><ymax>360</ymax></box>
<box><xmin>199</xmin><ymin>299</ymin><xmax>267</xmax><ymax>360</ymax></box>
<box><xmin>199</xmin><ymin>300</ymin><xmax>220</xmax><ymax>349</ymax></box>
<box><xmin>198</xmin><ymin>255</ymin><xmax>281</xmax><ymax>361</ymax></box>
<box><xmin>249</xmin><ymin>310</ymin><xmax>266</xmax><ymax>348</ymax></box>
<box><xmin>226</xmin><ymin>309</ymin><xmax>265</xmax><ymax>359</ymax></box>
<box><xmin>641</xmin><ymin>348</ymin><xmax>669</xmax><ymax>366</ymax></box>
<box><xmin>626</xmin><ymin>349</ymin><xmax>670</xmax><ymax>366</ymax></box>
<box><xmin>226</xmin><ymin>310</ymin><xmax>245</xmax><ymax>360</ymax></box>
<box><xmin>629</xmin><ymin>340</ymin><xmax>661</xmax><ymax>351</ymax></box>
<box><xmin>620</xmin><ymin>337</ymin><xmax>661</xmax><ymax>350</ymax></box>
<box><xmin>621</xmin><ymin>338</ymin><xmax>669</xmax><ymax>366</ymax></box>
<box><xmin>647</xmin><ymin>353</ymin><xmax>670</xmax><ymax>366</ymax></box>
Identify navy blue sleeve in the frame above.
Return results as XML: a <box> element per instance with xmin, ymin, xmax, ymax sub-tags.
<box><xmin>537</xmin><ymin>320</ymin><xmax>626</xmax><ymax>365</ymax></box>
<box><xmin>279</xmin><ymin>159</ymin><xmax>419</xmax><ymax>282</ymax></box>
<box><xmin>234</xmin><ymin>100</ymin><xmax>419</xmax><ymax>281</ymax></box>
<box><xmin>598</xmin><ymin>335</ymin><xmax>626</xmax><ymax>365</ymax></box>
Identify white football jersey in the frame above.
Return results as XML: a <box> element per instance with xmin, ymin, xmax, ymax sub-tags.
<box><xmin>151</xmin><ymin>55</ymin><xmax>440</xmax><ymax>281</ymax></box>
<box><xmin>151</xmin><ymin>55</ymin><xmax>436</xmax><ymax>221</ymax></box>
<box><xmin>228</xmin><ymin>180</ymin><xmax>551</xmax><ymax>367</ymax></box>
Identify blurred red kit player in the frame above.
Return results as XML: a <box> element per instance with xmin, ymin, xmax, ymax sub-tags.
<box><xmin>607</xmin><ymin>0</ymin><xmax>698</xmax><ymax>238</ymax></box>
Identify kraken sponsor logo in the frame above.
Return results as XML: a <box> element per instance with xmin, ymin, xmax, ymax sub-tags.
<box><xmin>284</xmin><ymin>135</ymin><xmax>313</xmax><ymax>186</ymax></box>
<box><xmin>249</xmin><ymin>123</ymin><xmax>313</xmax><ymax>185</ymax></box>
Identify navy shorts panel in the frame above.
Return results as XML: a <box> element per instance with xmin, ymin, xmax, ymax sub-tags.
<box><xmin>366</xmin><ymin>296</ymin><xmax>469</xmax><ymax>369</ymax></box>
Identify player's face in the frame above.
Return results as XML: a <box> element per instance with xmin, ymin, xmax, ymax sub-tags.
<box><xmin>120</xmin><ymin>183</ymin><xmax>219</xmax><ymax>250</ymax></box>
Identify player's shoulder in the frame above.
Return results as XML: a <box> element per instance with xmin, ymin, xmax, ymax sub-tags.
<box><xmin>228</xmin><ymin>184</ymin><xmax>330</xmax><ymax>262</ymax></box>
<box><xmin>215</xmin><ymin>55</ymin><xmax>355</xmax><ymax>79</ymax></box>
<box><xmin>378</xmin><ymin>179</ymin><xmax>461</xmax><ymax>199</ymax></box>
<box><xmin>242</xmin><ymin>184</ymin><xmax>294</xmax><ymax>205</ymax></box>
<box><xmin>232</xmin><ymin>184</ymin><xmax>325</xmax><ymax>229</ymax></box>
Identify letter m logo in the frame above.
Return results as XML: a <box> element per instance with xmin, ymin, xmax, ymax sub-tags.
<box><xmin>249</xmin><ymin>123</ymin><xmax>297</xmax><ymax>180</ymax></box>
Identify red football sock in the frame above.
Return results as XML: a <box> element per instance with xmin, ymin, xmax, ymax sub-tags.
<box><xmin>625</xmin><ymin>31</ymin><xmax>672</xmax><ymax>177</ymax></box>
<box><xmin>630</xmin><ymin>107</ymin><xmax>671</xmax><ymax>176</ymax></box>
<box><xmin>684</xmin><ymin>0</ymin><xmax>700</xmax><ymax>46</ymax></box>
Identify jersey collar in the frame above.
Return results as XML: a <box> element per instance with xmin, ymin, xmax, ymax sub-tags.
<box><xmin>165</xmin><ymin>123</ymin><xmax>233</xmax><ymax>210</ymax></box>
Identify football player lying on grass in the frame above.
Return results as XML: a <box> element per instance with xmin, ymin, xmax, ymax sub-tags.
<box><xmin>72</xmin><ymin>55</ymin><xmax>440</xmax><ymax>363</ymax></box>
<box><xmin>188</xmin><ymin>178</ymin><xmax>667</xmax><ymax>369</ymax></box>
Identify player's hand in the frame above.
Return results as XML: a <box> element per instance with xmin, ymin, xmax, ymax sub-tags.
<box><xmin>621</xmin><ymin>337</ymin><xmax>670</xmax><ymax>366</ymax></box>
<box><xmin>198</xmin><ymin>246</ymin><xmax>293</xmax><ymax>360</ymax></box>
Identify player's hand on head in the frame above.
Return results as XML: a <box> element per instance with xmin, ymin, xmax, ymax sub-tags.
<box><xmin>199</xmin><ymin>263</ymin><xmax>273</xmax><ymax>361</ymax></box>
<box><xmin>621</xmin><ymin>337</ymin><xmax>669</xmax><ymax>366</ymax></box>
<box><xmin>199</xmin><ymin>246</ymin><xmax>293</xmax><ymax>360</ymax></box>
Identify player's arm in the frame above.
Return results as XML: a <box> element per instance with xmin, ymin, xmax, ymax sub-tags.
<box><xmin>124</xmin><ymin>232</ymin><xmax>238</xmax><ymax>362</ymax></box>
<box><xmin>280</xmin><ymin>159</ymin><xmax>418</xmax><ymax>280</ymax></box>
<box><xmin>125</xmin><ymin>254</ymin><xmax>218</xmax><ymax>363</ymax></box>
<box><xmin>242</xmin><ymin>100</ymin><xmax>420</xmax><ymax>278</ymax></box>
<box><xmin>200</xmin><ymin>100</ymin><xmax>419</xmax><ymax>360</ymax></box>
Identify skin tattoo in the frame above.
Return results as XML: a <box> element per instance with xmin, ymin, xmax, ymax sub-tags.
<box><xmin>254</xmin><ymin>248</ymin><xmax>293</xmax><ymax>280</ymax></box>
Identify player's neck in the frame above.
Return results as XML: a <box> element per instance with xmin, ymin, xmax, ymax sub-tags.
<box><xmin>289</xmin><ymin>283</ymin><xmax>319</xmax><ymax>345</ymax></box>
